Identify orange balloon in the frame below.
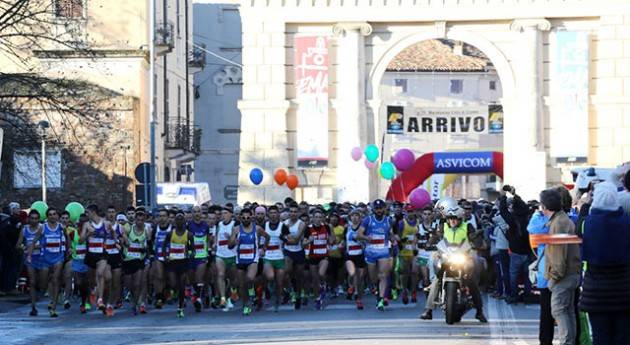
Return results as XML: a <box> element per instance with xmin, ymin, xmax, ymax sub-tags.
<box><xmin>274</xmin><ymin>169</ymin><xmax>288</xmax><ymax>185</ymax></box>
<box><xmin>286</xmin><ymin>174</ymin><xmax>299</xmax><ymax>190</ymax></box>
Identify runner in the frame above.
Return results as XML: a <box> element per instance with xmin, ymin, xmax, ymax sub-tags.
<box><xmin>283</xmin><ymin>202</ymin><xmax>307</xmax><ymax>309</ymax></box>
<box><xmin>262</xmin><ymin>205</ymin><xmax>289</xmax><ymax>312</ymax></box>
<box><xmin>327</xmin><ymin>212</ymin><xmax>346</xmax><ymax>297</ymax></box>
<box><xmin>414</xmin><ymin>206</ymin><xmax>435</xmax><ymax>300</ymax></box>
<box><xmin>304</xmin><ymin>208</ymin><xmax>332</xmax><ymax>310</ymax></box>
<box><xmin>150</xmin><ymin>209</ymin><xmax>171</xmax><ymax>309</ymax></box>
<box><xmin>122</xmin><ymin>209</ymin><xmax>150</xmax><ymax>315</ymax></box>
<box><xmin>343</xmin><ymin>208</ymin><xmax>366</xmax><ymax>310</ymax></box>
<box><xmin>66</xmin><ymin>212</ymin><xmax>89</xmax><ymax>314</ymax></box>
<box><xmin>29</xmin><ymin>208</ymin><xmax>66</xmax><ymax>317</ymax></box>
<box><xmin>18</xmin><ymin>210</ymin><xmax>44</xmax><ymax>316</ymax></box>
<box><xmin>398</xmin><ymin>205</ymin><xmax>419</xmax><ymax>305</ymax></box>
<box><xmin>81</xmin><ymin>204</ymin><xmax>114</xmax><ymax>314</ymax></box>
<box><xmin>163</xmin><ymin>211</ymin><xmax>194</xmax><ymax>318</ymax></box>
<box><xmin>104</xmin><ymin>211</ymin><xmax>125</xmax><ymax>315</ymax></box>
<box><xmin>215</xmin><ymin>207</ymin><xmax>238</xmax><ymax>310</ymax></box>
<box><xmin>356</xmin><ymin>199</ymin><xmax>397</xmax><ymax>311</ymax></box>
<box><xmin>229</xmin><ymin>208</ymin><xmax>269</xmax><ymax>316</ymax></box>
<box><xmin>187</xmin><ymin>205</ymin><xmax>211</xmax><ymax>312</ymax></box>
<box><xmin>204</xmin><ymin>209</ymin><xmax>218</xmax><ymax>308</ymax></box>
<box><xmin>60</xmin><ymin>211</ymin><xmax>75</xmax><ymax>310</ymax></box>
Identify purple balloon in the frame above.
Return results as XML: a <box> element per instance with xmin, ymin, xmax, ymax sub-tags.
<box><xmin>351</xmin><ymin>147</ymin><xmax>363</xmax><ymax>161</ymax></box>
<box><xmin>409</xmin><ymin>188</ymin><xmax>431</xmax><ymax>209</ymax></box>
<box><xmin>364</xmin><ymin>159</ymin><xmax>376</xmax><ymax>169</ymax></box>
<box><xmin>393</xmin><ymin>148</ymin><xmax>415</xmax><ymax>171</ymax></box>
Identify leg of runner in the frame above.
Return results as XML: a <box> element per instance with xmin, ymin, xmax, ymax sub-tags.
<box><xmin>166</xmin><ymin>268</ymin><xmax>177</xmax><ymax>316</ymax></box>
<box><xmin>39</xmin><ymin>267</ymin><xmax>50</xmax><ymax>310</ymax></box>
<box><xmin>263</xmin><ymin>262</ymin><xmax>275</xmax><ymax>309</ymax></box>
<box><xmin>48</xmin><ymin>262</ymin><xmax>63</xmax><ymax>317</ymax></box>
<box><xmin>274</xmin><ymin>266</ymin><xmax>285</xmax><ymax>311</ymax></box>
<box><xmin>193</xmin><ymin>261</ymin><xmax>207</xmax><ymax>312</ymax></box>
<box><xmin>240</xmin><ymin>264</ymin><xmax>257</xmax><ymax>316</ymax></box>
<box><xmin>376</xmin><ymin>258</ymin><xmax>392</xmax><ymax>311</ymax></box>
<box><xmin>345</xmin><ymin>260</ymin><xmax>358</xmax><ymax>305</ymax></box>
<box><xmin>356</xmin><ymin>265</ymin><xmax>366</xmax><ymax>309</ymax></box>
<box><xmin>95</xmin><ymin>260</ymin><xmax>108</xmax><ymax>311</ymax></box>
<box><xmin>27</xmin><ymin>266</ymin><xmax>38</xmax><ymax>316</ymax></box>
<box><xmin>215</xmin><ymin>258</ymin><xmax>227</xmax><ymax>308</ymax></box>
<box><xmin>139</xmin><ymin>263</ymin><xmax>150</xmax><ymax>313</ymax></box>
<box><xmin>411</xmin><ymin>259</ymin><xmax>420</xmax><ymax>303</ymax></box>
<box><xmin>176</xmin><ymin>266</ymin><xmax>187</xmax><ymax>317</ymax></box>
<box><xmin>130</xmin><ymin>267</ymin><xmax>143</xmax><ymax>313</ymax></box>
<box><xmin>316</xmin><ymin>259</ymin><xmax>328</xmax><ymax>309</ymax></box>
<box><xmin>62</xmin><ymin>260</ymin><xmax>73</xmax><ymax>309</ymax></box>
<box><xmin>76</xmin><ymin>271</ymin><xmax>88</xmax><ymax>313</ymax></box>
<box><xmin>400</xmin><ymin>257</ymin><xmax>412</xmax><ymax>304</ymax></box>
<box><xmin>152</xmin><ymin>261</ymin><xmax>166</xmax><ymax>308</ymax></box>
<box><xmin>109</xmin><ymin>267</ymin><xmax>122</xmax><ymax>310</ymax></box>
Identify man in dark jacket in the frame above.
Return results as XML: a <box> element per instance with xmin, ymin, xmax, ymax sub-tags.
<box><xmin>0</xmin><ymin>202</ymin><xmax>23</xmax><ymax>295</ymax></box>
<box><xmin>498</xmin><ymin>186</ymin><xmax>532</xmax><ymax>304</ymax></box>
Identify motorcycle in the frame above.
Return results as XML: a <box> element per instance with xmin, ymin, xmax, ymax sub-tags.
<box><xmin>435</xmin><ymin>240</ymin><xmax>475</xmax><ymax>325</ymax></box>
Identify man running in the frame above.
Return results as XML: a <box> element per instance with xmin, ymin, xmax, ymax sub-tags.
<box><xmin>82</xmin><ymin>204</ymin><xmax>114</xmax><ymax>315</ymax></box>
<box><xmin>398</xmin><ymin>205</ymin><xmax>419</xmax><ymax>305</ymax></box>
<box><xmin>163</xmin><ymin>211</ymin><xmax>194</xmax><ymax>318</ymax></box>
<box><xmin>60</xmin><ymin>211</ymin><xmax>75</xmax><ymax>310</ymax></box>
<box><xmin>262</xmin><ymin>205</ymin><xmax>289</xmax><ymax>312</ymax></box>
<box><xmin>356</xmin><ymin>199</ymin><xmax>396</xmax><ymax>311</ymax></box>
<box><xmin>151</xmin><ymin>209</ymin><xmax>171</xmax><ymax>309</ymax></box>
<box><xmin>305</xmin><ymin>209</ymin><xmax>332</xmax><ymax>310</ymax></box>
<box><xmin>66</xmin><ymin>211</ymin><xmax>89</xmax><ymax>314</ymax></box>
<box><xmin>122</xmin><ymin>209</ymin><xmax>150</xmax><ymax>315</ymax></box>
<box><xmin>328</xmin><ymin>213</ymin><xmax>345</xmax><ymax>297</ymax></box>
<box><xmin>344</xmin><ymin>208</ymin><xmax>366</xmax><ymax>310</ymax></box>
<box><xmin>215</xmin><ymin>207</ymin><xmax>238</xmax><ymax>310</ymax></box>
<box><xmin>188</xmin><ymin>205</ymin><xmax>211</xmax><ymax>312</ymax></box>
<box><xmin>19</xmin><ymin>210</ymin><xmax>44</xmax><ymax>316</ymax></box>
<box><xmin>283</xmin><ymin>202</ymin><xmax>306</xmax><ymax>309</ymax></box>
<box><xmin>229</xmin><ymin>208</ymin><xmax>268</xmax><ymax>316</ymax></box>
<box><xmin>104</xmin><ymin>211</ymin><xmax>124</xmax><ymax>315</ymax></box>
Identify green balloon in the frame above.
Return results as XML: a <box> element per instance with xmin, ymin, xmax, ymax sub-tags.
<box><xmin>65</xmin><ymin>202</ymin><xmax>85</xmax><ymax>223</ymax></box>
<box><xmin>31</xmin><ymin>201</ymin><xmax>48</xmax><ymax>220</ymax></box>
<box><xmin>380</xmin><ymin>161</ymin><xmax>395</xmax><ymax>180</ymax></box>
<box><xmin>364</xmin><ymin>145</ymin><xmax>379</xmax><ymax>162</ymax></box>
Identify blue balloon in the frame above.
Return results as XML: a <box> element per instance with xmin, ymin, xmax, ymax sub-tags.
<box><xmin>249</xmin><ymin>168</ymin><xmax>263</xmax><ymax>185</ymax></box>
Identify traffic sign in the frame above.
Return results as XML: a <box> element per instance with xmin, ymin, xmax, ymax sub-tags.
<box><xmin>135</xmin><ymin>162</ymin><xmax>152</xmax><ymax>183</ymax></box>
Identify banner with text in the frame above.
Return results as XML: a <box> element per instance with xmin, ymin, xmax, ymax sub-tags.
<box><xmin>401</xmin><ymin>106</ymin><xmax>489</xmax><ymax>135</ymax></box>
<box><xmin>433</xmin><ymin>151</ymin><xmax>494</xmax><ymax>174</ymax></box>
<box><xmin>295</xmin><ymin>36</ymin><xmax>329</xmax><ymax>168</ymax></box>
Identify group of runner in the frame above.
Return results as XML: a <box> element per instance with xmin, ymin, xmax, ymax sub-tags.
<box><xmin>19</xmin><ymin>199</ymin><xmax>445</xmax><ymax>318</ymax></box>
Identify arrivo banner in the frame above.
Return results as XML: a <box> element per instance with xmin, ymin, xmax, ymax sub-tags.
<box><xmin>388</xmin><ymin>106</ymin><xmax>491</xmax><ymax>134</ymax></box>
<box><xmin>295</xmin><ymin>36</ymin><xmax>329</xmax><ymax>168</ymax></box>
<box><xmin>433</xmin><ymin>151</ymin><xmax>494</xmax><ymax>174</ymax></box>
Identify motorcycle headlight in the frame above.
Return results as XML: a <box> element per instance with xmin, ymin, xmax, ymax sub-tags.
<box><xmin>450</xmin><ymin>253</ymin><xmax>467</xmax><ymax>265</ymax></box>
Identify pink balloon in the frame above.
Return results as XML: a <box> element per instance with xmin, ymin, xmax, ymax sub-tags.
<box><xmin>351</xmin><ymin>147</ymin><xmax>363</xmax><ymax>161</ymax></box>
<box><xmin>392</xmin><ymin>148</ymin><xmax>415</xmax><ymax>171</ymax></box>
<box><xmin>409</xmin><ymin>188</ymin><xmax>431</xmax><ymax>209</ymax></box>
<box><xmin>364</xmin><ymin>159</ymin><xmax>376</xmax><ymax>169</ymax></box>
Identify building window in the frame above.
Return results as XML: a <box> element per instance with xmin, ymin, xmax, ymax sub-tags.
<box><xmin>394</xmin><ymin>78</ymin><xmax>407</xmax><ymax>93</ymax></box>
<box><xmin>177</xmin><ymin>85</ymin><xmax>182</xmax><ymax>122</ymax></box>
<box><xmin>55</xmin><ymin>0</ymin><xmax>84</xmax><ymax>18</ymax></box>
<box><xmin>489</xmin><ymin>80</ymin><xmax>497</xmax><ymax>91</ymax></box>
<box><xmin>13</xmin><ymin>150</ymin><xmax>62</xmax><ymax>188</ymax></box>
<box><xmin>450</xmin><ymin>79</ymin><xmax>463</xmax><ymax>94</ymax></box>
<box><xmin>176</xmin><ymin>0</ymin><xmax>181</xmax><ymax>37</ymax></box>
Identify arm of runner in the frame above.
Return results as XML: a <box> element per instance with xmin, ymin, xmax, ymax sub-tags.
<box><xmin>187</xmin><ymin>231</ymin><xmax>195</xmax><ymax>259</ymax></box>
<box><xmin>355</xmin><ymin>217</ymin><xmax>370</xmax><ymax>242</ymax></box>
<box><xmin>15</xmin><ymin>228</ymin><xmax>24</xmax><ymax>251</ymax></box>
<box><xmin>26</xmin><ymin>225</ymin><xmax>43</xmax><ymax>260</ymax></box>
<box><xmin>79</xmin><ymin>221</ymin><xmax>92</xmax><ymax>244</ymax></box>
<box><xmin>228</xmin><ymin>226</ymin><xmax>239</xmax><ymax>249</ymax></box>
<box><xmin>162</xmin><ymin>232</ymin><xmax>172</xmax><ymax>262</ymax></box>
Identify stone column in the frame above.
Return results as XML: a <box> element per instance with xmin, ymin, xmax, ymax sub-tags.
<box><xmin>506</xmin><ymin>18</ymin><xmax>550</xmax><ymax>200</ymax></box>
<box><xmin>332</xmin><ymin>22</ymin><xmax>372</xmax><ymax>203</ymax></box>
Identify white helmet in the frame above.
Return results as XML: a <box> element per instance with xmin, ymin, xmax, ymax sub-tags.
<box><xmin>444</xmin><ymin>205</ymin><xmax>465</xmax><ymax>219</ymax></box>
<box><xmin>435</xmin><ymin>197</ymin><xmax>458</xmax><ymax>217</ymax></box>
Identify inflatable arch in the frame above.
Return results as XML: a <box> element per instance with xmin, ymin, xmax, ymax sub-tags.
<box><xmin>386</xmin><ymin>151</ymin><xmax>503</xmax><ymax>202</ymax></box>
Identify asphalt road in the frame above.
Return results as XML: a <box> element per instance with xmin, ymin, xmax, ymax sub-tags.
<box><xmin>0</xmin><ymin>294</ymin><xmax>541</xmax><ymax>345</ymax></box>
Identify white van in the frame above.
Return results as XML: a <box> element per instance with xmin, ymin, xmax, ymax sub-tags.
<box><xmin>157</xmin><ymin>183</ymin><xmax>211</xmax><ymax>210</ymax></box>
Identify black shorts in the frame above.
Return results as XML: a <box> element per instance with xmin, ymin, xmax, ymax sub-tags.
<box><xmin>346</xmin><ymin>254</ymin><xmax>366</xmax><ymax>269</ymax></box>
<box><xmin>107</xmin><ymin>253</ymin><xmax>123</xmax><ymax>269</ymax></box>
<box><xmin>327</xmin><ymin>256</ymin><xmax>344</xmax><ymax>276</ymax></box>
<box><xmin>308</xmin><ymin>256</ymin><xmax>328</xmax><ymax>266</ymax></box>
<box><xmin>237</xmin><ymin>262</ymin><xmax>257</xmax><ymax>271</ymax></box>
<box><xmin>167</xmin><ymin>260</ymin><xmax>189</xmax><ymax>275</ymax></box>
<box><xmin>85</xmin><ymin>253</ymin><xmax>107</xmax><ymax>269</ymax></box>
<box><xmin>257</xmin><ymin>260</ymin><xmax>264</xmax><ymax>275</ymax></box>
<box><xmin>122</xmin><ymin>259</ymin><xmax>145</xmax><ymax>275</ymax></box>
<box><xmin>284</xmin><ymin>250</ymin><xmax>306</xmax><ymax>265</ymax></box>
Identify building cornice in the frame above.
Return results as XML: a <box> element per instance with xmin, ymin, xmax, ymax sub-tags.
<box><xmin>33</xmin><ymin>49</ymin><xmax>149</xmax><ymax>59</ymax></box>
<box><xmin>509</xmin><ymin>18</ymin><xmax>551</xmax><ymax>32</ymax></box>
<box><xmin>332</xmin><ymin>22</ymin><xmax>373</xmax><ymax>37</ymax></box>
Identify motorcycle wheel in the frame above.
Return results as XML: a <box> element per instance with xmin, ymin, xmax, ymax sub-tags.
<box><xmin>445</xmin><ymin>282</ymin><xmax>459</xmax><ymax>325</ymax></box>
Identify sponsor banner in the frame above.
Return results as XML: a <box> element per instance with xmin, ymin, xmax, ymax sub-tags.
<box><xmin>549</xmin><ymin>31</ymin><xmax>589</xmax><ymax>159</ymax></box>
<box><xmin>295</xmin><ymin>36</ymin><xmax>329</xmax><ymax>168</ymax></box>
<box><xmin>387</xmin><ymin>106</ymin><xmax>404</xmax><ymax>134</ymax></box>
<box><xmin>488</xmin><ymin>105</ymin><xmax>504</xmax><ymax>134</ymax></box>
<box><xmin>433</xmin><ymin>151</ymin><xmax>494</xmax><ymax>174</ymax></box>
<box><xmin>405</xmin><ymin>106</ymin><xmax>488</xmax><ymax>134</ymax></box>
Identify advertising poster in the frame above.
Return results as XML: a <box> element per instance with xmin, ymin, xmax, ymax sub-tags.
<box><xmin>295</xmin><ymin>36</ymin><xmax>329</xmax><ymax>168</ymax></box>
<box><xmin>405</xmin><ymin>106</ymin><xmax>488</xmax><ymax>134</ymax></box>
<box><xmin>387</xmin><ymin>106</ymin><xmax>404</xmax><ymax>134</ymax></box>
<box><xmin>488</xmin><ymin>105</ymin><xmax>504</xmax><ymax>134</ymax></box>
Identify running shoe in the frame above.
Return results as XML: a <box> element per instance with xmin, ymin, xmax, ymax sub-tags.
<box><xmin>290</xmin><ymin>291</ymin><xmax>297</xmax><ymax>305</ymax></box>
<box><xmin>219</xmin><ymin>297</ymin><xmax>227</xmax><ymax>309</ymax></box>
<box><xmin>80</xmin><ymin>304</ymin><xmax>87</xmax><ymax>314</ymax></box>
<box><xmin>226</xmin><ymin>298</ymin><xmax>234</xmax><ymax>310</ymax></box>
<box><xmin>230</xmin><ymin>288</ymin><xmax>239</xmax><ymax>302</ymax></box>
<box><xmin>97</xmin><ymin>298</ymin><xmax>106</xmax><ymax>312</ymax></box>
<box><xmin>411</xmin><ymin>290</ymin><xmax>417</xmax><ymax>303</ymax></box>
<box><xmin>29</xmin><ymin>307</ymin><xmax>38</xmax><ymax>316</ymax></box>
<box><xmin>63</xmin><ymin>300</ymin><xmax>71</xmax><ymax>310</ymax></box>
<box><xmin>177</xmin><ymin>308</ymin><xmax>184</xmax><ymax>318</ymax></box>
<box><xmin>356</xmin><ymin>298</ymin><xmax>364</xmax><ymax>310</ymax></box>
<box><xmin>402</xmin><ymin>289</ymin><xmax>409</xmax><ymax>305</ymax></box>
<box><xmin>193</xmin><ymin>296</ymin><xmax>202</xmax><ymax>312</ymax></box>
<box><xmin>85</xmin><ymin>302</ymin><xmax>92</xmax><ymax>311</ymax></box>
<box><xmin>383</xmin><ymin>297</ymin><xmax>390</xmax><ymax>306</ymax></box>
<box><xmin>139</xmin><ymin>304</ymin><xmax>147</xmax><ymax>314</ymax></box>
<box><xmin>346</xmin><ymin>286</ymin><xmax>355</xmax><ymax>300</ymax></box>
<box><xmin>242</xmin><ymin>305</ymin><xmax>252</xmax><ymax>316</ymax></box>
<box><xmin>155</xmin><ymin>299</ymin><xmax>164</xmax><ymax>309</ymax></box>
<box><xmin>336</xmin><ymin>286</ymin><xmax>344</xmax><ymax>297</ymax></box>
<box><xmin>115</xmin><ymin>300</ymin><xmax>123</xmax><ymax>309</ymax></box>
<box><xmin>49</xmin><ymin>309</ymin><xmax>58</xmax><ymax>318</ymax></box>
<box><xmin>376</xmin><ymin>298</ymin><xmax>385</xmax><ymax>311</ymax></box>
<box><xmin>106</xmin><ymin>305</ymin><xmax>114</xmax><ymax>317</ymax></box>
<box><xmin>391</xmin><ymin>289</ymin><xmax>399</xmax><ymax>301</ymax></box>
<box><xmin>47</xmin><ymin>302</ymin><xmax>53</xmax><ymax>311</ymax></box>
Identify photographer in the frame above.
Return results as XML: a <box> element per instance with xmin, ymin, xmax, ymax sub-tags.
<box><xmin>498</xmin><ymin>185</ymin><xmax>533</xmax><ymax>304</ymax></box>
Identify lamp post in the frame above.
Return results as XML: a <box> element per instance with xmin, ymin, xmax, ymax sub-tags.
<box><xmin>37</xmin><ymin>120</ymin><xmax>50</xmax><ymax>203</ymax></box>
<box><xmin>120</xmin><ymin>145</ymin><xmax>131</xmax><ymax>208</ymax></box>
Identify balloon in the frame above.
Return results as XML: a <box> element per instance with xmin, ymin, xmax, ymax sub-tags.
<box><xmin>249</xmin><ymin>168</ymin><xmax>263</xmax><ymax>185</ymax></box>
<box><xmin>286</xmin><ymin>175</ymin><xmax>299</xmax><ymax>190</ymax></box>
<box><xmin>364</xmin><ymin>145</ymin><xmax>379</xmax><ymax>162</ymax></box>
<box><xmin>274</xmin><ymin>169</ymin><xmax>288</xmax><ymax>185</ymax></box>
<box><xmin>409</xmin><ymin>188</ymin><xmax>431</xmax><ymax>209</ymax></box>
<box><xmin>364</xmin><ymin>159</ymin><xmax>376</xmax><ymax>169</ymax></box>
<box><xmin>30</xmin><ymin>201</ymin><xmax>48</xmax><ymax>220</ymax></box>
<box><xmin>392</xmin><ymin>148</ymin><xmax>415</xmax><ymax>171</ymax></box>
<box><xmin>380</xmin><ymin>161</ymin><xmax>395</xmax><ymax>180</ymax></box>
<box><xmin>350</xmin><ymin>147</ymin><xmax>363</xmax><ymax>161</ymax></box>
<box><xmin>65</xmin><ymin>202</ymin><xmax>85</xmax><ymax>223</ymax></box>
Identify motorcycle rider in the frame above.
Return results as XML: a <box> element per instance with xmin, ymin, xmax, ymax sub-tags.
<box><xmin>419</xmin><ymin>200</ymin><xmax>488</xmax><ymax>323</ymax></box>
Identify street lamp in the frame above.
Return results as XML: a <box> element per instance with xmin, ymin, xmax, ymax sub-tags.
<box><xmin>37</xmin><ymin>120</ymin><xmax>50</xmax><ymax>203</ymax></box>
